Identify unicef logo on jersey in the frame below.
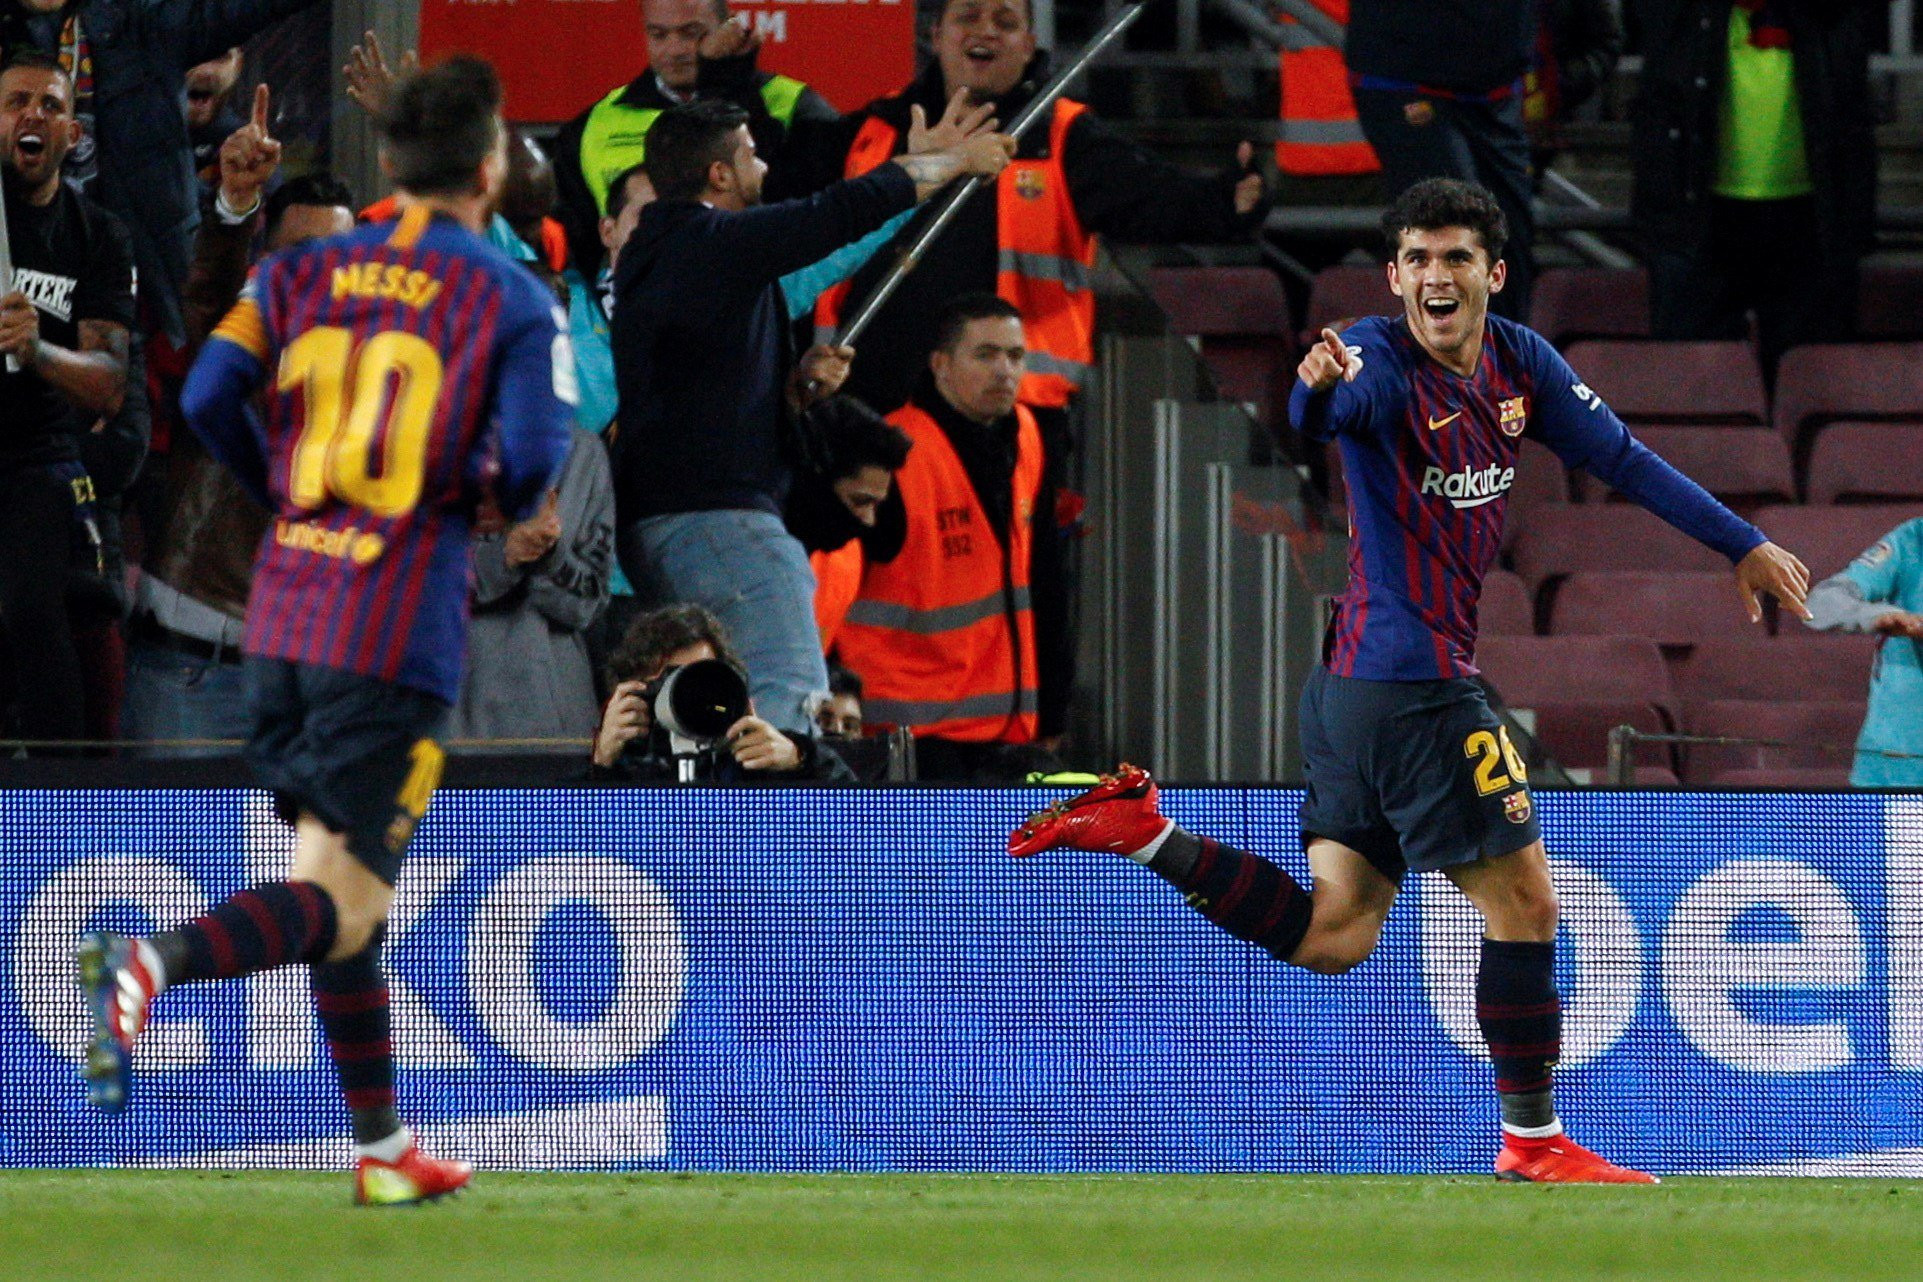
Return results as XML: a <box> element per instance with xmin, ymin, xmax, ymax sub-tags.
<box><xmin>1419</xmin><ymin>462</ymin><xmax>1516</xmax><ymax>510</ymax></box>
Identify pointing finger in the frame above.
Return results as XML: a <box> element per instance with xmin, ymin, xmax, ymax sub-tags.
<box><xmin>909</xmin><ymin>104</ymin><xmax>926</xmax><ymax>135</ymax></box>
<box><xmin>1236</xmin><ymin>139</ymin><xmax>1253</xmax><ymax>169</ymax></box>
<box><xmin>251</xmin><ymin>83</ymin><xmax>271</xmax><ymax>134</ymax></box>
<box><xmin>1736</xmin><ymin>577</ymin><xmax>1760</xmax><ymax>625</ymax></box>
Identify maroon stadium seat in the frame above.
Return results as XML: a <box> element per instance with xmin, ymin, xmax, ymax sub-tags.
<box><xmin>1709</xmin><ymin>767</ymin><xmax>1854</xmax><ymax>788</ymax></box>
<box><xmin>1547</xmin><ymin>572</ymin><xmax>1758</xmax><ymax>646</ymax></box>
<box><xmin>1680</xmin><ymin>634</ymin><xmax>1879</xmax><ymax>705</ymax></box>
<box><xmin>1479</xmin><ymin>569</ymin><xmax>1535</xmax><ymax>636</ymax></box>
<box><xmin>1304</xmin><ymin>263</ymin><xmax>1396</xmax><ymax>341</ymax></box>
<box><xmin>1529</xmin><ymin>268</ymin><xmax>1650</xmax><ymax>348</ymax></box>
<box><xmin>1683</xmin><ymin>699</ymin><xmax>1865</xmax><ymax>783</ymax></box>
<box><xmin>1806</xmin><ymin>423</ymin><xmax>1923</xmax><ymax>504</ymax></box>
<box><xmin>1749</xmin><ymin>503</ymin><xmax>1923</xmax><ymax>578</ymax></box>
<box><xmin>1631</xmin><ymin>765</ymin><xmax>1682</xmax><ymax>787</ymax></box>
<box><xmin>1527</xmin><ymin>702</ymin><xmax>1671</xmax><ymax>771</ymax></box>
<box><xmin>1772</xmin><ymin>343</ymin><xmax>1923</xmax><ymax>461</ymax></box>
<box><xmin>1856</xmin><ymin>261</ymin><xmax>1923</xmax><ymax>341</ymax></box>
<box><xmin>1508</xmin><ymin>438</ymin><xmax>1571</xmax><ymax>520</ymax></box>
<box><xmin>1577</xmin><ymin>425</ymin><xmax>1794</xmax><ymax>512</ymax></box>
<box><xmin>1148</xmin><ymin>266</ymin><xmax>1295</xmax><ymax>427</ymax></box>
<box><xmin>1562</xmin><ymin>340</ymin><xmax>1766</xmax><ymax>425</ymax></box>
<box><xmin>1506</xmin><ymin>503</ymin><xmax>1732</xmax><ymax>586</ymax></box>
<box><xmin>1477</xmin><ymin>635</ymin><xmax>1675</xmax><ymax>710</ymax></box>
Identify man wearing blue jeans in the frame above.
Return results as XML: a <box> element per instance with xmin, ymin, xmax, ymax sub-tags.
<box><xmin>609</xmin><ymin>97</ymin><xmax>1011</xmax><ymax>733</ymax></box>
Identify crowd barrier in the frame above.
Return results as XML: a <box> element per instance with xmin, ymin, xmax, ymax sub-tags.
<box><xmin>3</xmin><ymin>787</ymin><xmax>1919</xmax><ymax>1176</ymax></box>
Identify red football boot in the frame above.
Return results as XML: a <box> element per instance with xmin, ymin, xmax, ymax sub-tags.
<box><xmin>76</xmin><ymin>932</ymin><xmax>159</xmax><ymax>1114</ymax></box>
<box><xmin>1008</xmin><ymin>763</ymin><xmax>1171</xmax><ymax>859</ymax></box>
<box><xmin>1495</xmin><ymin>1132</ymin><xmax>1659</xmax><ymax>1184</ymax></box>
<box><xmin>355</xmin><ymin>1142</ymin><xmax>474</xmax><ymax>1207</ymax></box>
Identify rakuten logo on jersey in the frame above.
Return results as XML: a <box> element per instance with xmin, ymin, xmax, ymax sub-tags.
<box><xmin>1420</xmin><ymin>463</ymin><xmax>1516</xmax><ymax>510</ymax></box>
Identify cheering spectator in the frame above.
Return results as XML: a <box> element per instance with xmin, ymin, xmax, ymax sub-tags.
<box><xmin>588</xmin><ymin>603</ymin><xmax>853</xmax><ymax>782</ymax></box>
<box><xmin>551</xmin><ymin>0</ymin><xmax>837</xmax><ymax>276</ymax></box>
<box><xmin>836</xmin><ymin>295</ymin><xmax>1063</xmax><ymax>782</ymax></box>
<box><xmin>1632</xmin><ymin>0</ymin><xmax>1875</xmax><ymax>372</ymax></box>
<box><xmin>0</xmin><ymin>52</ymin><xmax>133</xmax><ymax>753</ymax></box>
<box><xmin>453</xmin><ymin>432</ymin><xmax>616</xmax><ymax>747</ymax></box>
<box><xmin>9</xmin><ymin>0</ymin><xmax>322</xmax><ymax>346</ymax></box>
<box><xmin>128</xmin><ymin>93</ymin><xmax>354</xmax><ymax>757</ymax></box>
<box><xmin>609</xmin><ymin>98</ymin><xmax>1012</xmax><ymax>737</ymax></box>
<box><xmin>783</xmin><ymin>0</ymin><xmax>1267</xmax><ymax>418</ymax></box>
<box><xmin>1804</xmin><ymin>519</ymin><xmax>1923</xmax><ymax>788</ymax></box>
<box><xmin>0</xmin><ymin>52</ymin><xmax>133</xmax><ymax>747</ymax></box>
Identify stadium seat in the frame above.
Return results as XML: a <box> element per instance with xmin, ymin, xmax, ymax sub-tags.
<box><xmin>1508</xmin><ymin>438</ymin><xmax>1572</xmax><ymax>520</ymax></box>
<box><xmin>1578</xmin><ymin>425</ymin><xmax>1794</xmax><ymax>512</ymax></box>
<box><xmin>1680</xmin><ymin>634</ymin><xmax>1879</xmax><ymax>705</ymax></box>
<box><xmin>1683</xmin><ymin>699</ymin><xmax>1865</xmax><ymax>784</ymax></box>
<box><xmin>1806</xmin><ymin>423</ymin><xmax>1923</xmax><ymax>504</ymax></box>
<box><xmin>1529</xmin><ymin>268</ymin><xmax>1649</xmax><ymax>348</ymax></box>
<box><xmin>1855</xmin><ymin>260</ymin><xmax>1923</xmax><ymax>341</ymax></box>
<box><xmin>1709</xmin><ymin>767</ymin><xmax>1854</xmax><ymax>788</ymax></box>
<box><xmin>1147</xmin><ymin>266</ymin><xmax>1295</xmax><ymax>427</ymax></box>
<box><xmin>1749</xmin><ymin>503</ymin><xmax>1923</xmax><ymax>578</ymax></box>
<box><xmin>1304</xmin><ymin>263</ymin><xmax>1395</xmax><ymax>342</ymax></box>
<box><xmin>1546</xmin><ymin>572</ymin><xmax>1759</xmax><ymax>646</ymax></box>
<box><xmin>1478</xmin><ymin>569</ymin><xmax>1535</xmax><ymax>636</ymax></box>
<box><xmin>1561</xmin><ymin>340</ymin><xmax>1766</xmax><ymax>425</ymax></box>
<box><xmin>1506</xmin><ymin>503</ymin><xmax>1732</xmax><ymax>586</ymax></box>
<box><xmin>1772</xmin><ymin>343</ymin><xmax>1923</xmax><ymax>462</ymax></box>
<box><xmin>1477</xmin><ymin>635</ymin><xmax>1678</xmax><ymax>770</ymax></box>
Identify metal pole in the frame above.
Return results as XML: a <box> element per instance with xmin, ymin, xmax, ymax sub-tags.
<box><xmin>1606</xmin><ymin>724</ymin><xmax>1635</xmax><ymax>787</ymax></box>
<box><xmin>831</xmin><ymin>0</ymin><xmax>1155</xmax><ymax>350</ymax></box>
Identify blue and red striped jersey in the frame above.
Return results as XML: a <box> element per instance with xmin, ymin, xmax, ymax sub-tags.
<box><xmin>1289</xmin><ymin>314</ymin><xmax>1764</xmax><ymax>681</ymax></box>
<box><xmin>181</xmin><ymin>206</ymin><xmax>575</xmax><ymax>703</ymax></box>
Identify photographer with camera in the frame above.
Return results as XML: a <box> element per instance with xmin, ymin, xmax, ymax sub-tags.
<box><xmin>588</xmin><ymin>603</ymin><xmax>853</xmax><ymax>782</ymax></box>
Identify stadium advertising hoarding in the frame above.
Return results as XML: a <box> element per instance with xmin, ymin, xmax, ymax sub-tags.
<box><xmin>3</xmin><ymin>789</ymin><xmax>1921</xmax><ymax>1176</ymax></box>
<box><xmin>419</xmin><ymin>0</ymin><xmax>917</xmax><ymax>122</ymax></box>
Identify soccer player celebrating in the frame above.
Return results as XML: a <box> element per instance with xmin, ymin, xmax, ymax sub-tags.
<box><xmin>76</xmin><ymin>57</ymin><xmax>575</xmax><ymax>1206</ymax></box>
<box><xmin>1011</xmin><ymin>178</ymin><xmax>1812</xmax><ymax>1184</ymax></box>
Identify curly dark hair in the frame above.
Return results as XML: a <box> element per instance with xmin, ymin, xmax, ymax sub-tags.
<box><xmin>604</xmin><ymin>603</ymin><xmax>743</xmax><ymax>688</ymax></box>
<box><xmin>1381</xmin><ymin>177</ymin><xmax>1508</xmax><ymax>264</ymax></box>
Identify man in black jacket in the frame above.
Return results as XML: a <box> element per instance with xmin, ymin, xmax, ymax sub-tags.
<box><xmin>1345</xmin><ymin>0</ymin><xmax>1542</xmax><ymax>321</ymax></box>
<box><xmin>611</xmin><ymin>98</ymin><xmax>1011</xmax><ymax>738</ymax></box>
<box><xmin>1630</xmin><ymin>0</ymin><xmax>1875</xmax><ymax>371</ymax></box>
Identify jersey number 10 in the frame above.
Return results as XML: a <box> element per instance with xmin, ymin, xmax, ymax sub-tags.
<box><xmin>279</xmin><ymin>325</ymin><xmax>445</xmax><ymax>518</ymax></box>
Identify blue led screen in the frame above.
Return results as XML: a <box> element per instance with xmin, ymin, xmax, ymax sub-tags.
<box><xmin>3</xmin><ymin>788</ymin><xmax>1920</xmax><ymax>1176</ymax></box>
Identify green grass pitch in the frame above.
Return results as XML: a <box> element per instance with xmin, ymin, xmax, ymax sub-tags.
<box><xmin>3</xmin><ymin>1171</ymin><xmax>1920</xmax><ymax>1281</ymax></box>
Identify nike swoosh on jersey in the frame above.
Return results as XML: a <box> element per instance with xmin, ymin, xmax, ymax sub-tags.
<box><xmin>1428</xmin><ymin>410</ymin><xmax>1463</xmax><ymax>431</ymax></box>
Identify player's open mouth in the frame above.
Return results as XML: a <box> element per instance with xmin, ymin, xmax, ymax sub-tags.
<box><xmin>966</xmin><ymin>45</ymin><xmax>999</xmax><ymax>62</ymax></box>
<box><xmin>15</xmin><ymin>133</ymin><xmax>44</xmax><ymax>159</ymax></box>
<box><xmin>1423</xmin><ymin>298</ymin><xmax>1461</xmax><ymax>320</ymax></box>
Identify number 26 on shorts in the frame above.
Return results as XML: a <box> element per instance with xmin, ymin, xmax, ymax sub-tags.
<box><xmin>1464</xmin><ymin>725</ymin><xmax>1528</xmax><ymax>796</ymax></box>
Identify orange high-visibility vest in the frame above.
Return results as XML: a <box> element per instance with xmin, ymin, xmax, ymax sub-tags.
<box><xmin>811</xmin><ymin>540</ymin><xmax>865</xmax><ymax>654</ymax></box>
<box><xmin>1276</xmin><ymin>0</ymin><xmax>1380</xmax><ymax>177</ymax></box>
<box><xmin>836</xmin><ymin>402</ymin><xmax>1043</xmax><ymax>743</ymax></box>
<box><xmin>814</xmin><ymin>99</ymin><xmax>1097</xmax><ymax>408</ymax></box>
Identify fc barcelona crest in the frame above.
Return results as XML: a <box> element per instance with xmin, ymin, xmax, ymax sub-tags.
<box><xmin>1503</xmin><ymin>791</ymin><xmax>1532</xmax><ymax>825</ymax></box>
<box><xmin>1497</xmin><ymin>396</ymin><xmax>1527</xmax><ymax>437</ymax></box>
<box><xmin>1015</xmin><ymin>169</ymin><xmax>1046</xmax><ymax>201</ymax></box>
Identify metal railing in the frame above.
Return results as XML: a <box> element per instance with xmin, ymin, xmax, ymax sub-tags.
<box><xmin>1603</xmin><ymin>725</ymin><xmax>1914</xmax><ymax>787</ymax></box>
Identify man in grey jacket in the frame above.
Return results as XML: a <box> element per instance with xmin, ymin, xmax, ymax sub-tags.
<box><xmin>454</xmin><ymin>427</ymin><xmax>616</xmax><ymax>746</ymax></box>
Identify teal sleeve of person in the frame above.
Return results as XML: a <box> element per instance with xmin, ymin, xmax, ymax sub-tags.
<box><xmin>780</xmin><ymin>211</ymin><xmax>914</xmax><ymax>323</ymax></box>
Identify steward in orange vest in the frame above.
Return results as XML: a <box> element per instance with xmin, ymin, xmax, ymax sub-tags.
<box><xmin>836</xmin><ymin>299</ymin><xmax>1050</xmax><ymax>761</ymax></box>
<box><xmin>1275</xmin><ymin>0</ymin><xmax>1381</xmax><ymax>177</ymax></box>
<box><xmin>778</xmin><ymin>0</ymin><xmax>1269</xmax><ymax>416</ymax></box>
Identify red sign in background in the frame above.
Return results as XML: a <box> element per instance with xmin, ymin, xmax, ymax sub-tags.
<box><xmin>420</xmin><ymin>0</ymin><xmax>918</xmax><ymax>123</ymax></box>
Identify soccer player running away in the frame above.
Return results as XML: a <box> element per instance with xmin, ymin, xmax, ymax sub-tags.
<box><xmin>1012</xmin><ymin>178</ymin><xmax>1812</xmax><ymax>1184</ymax></box>
<box><xmin>75</xmin><ymin>57</ymin><xmax>575</xmax><ymax>1206</ymax></box>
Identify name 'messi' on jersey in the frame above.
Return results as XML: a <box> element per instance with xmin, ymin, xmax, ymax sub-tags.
<box><xmin>1420</xmin><ymin>462</ymin><xmax>1517</xmax><ymax>510</ymax></box>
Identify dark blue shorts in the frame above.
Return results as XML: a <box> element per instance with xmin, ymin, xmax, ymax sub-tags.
<box><xmin>244</xmin><ymin>658</ymin><xmax>449</xmax><ymax>885</ymax></box>
<box><xmin>1297</xmin><ymin>666</ymin><xmax>1541</xmax><ymax>884</ymax></box>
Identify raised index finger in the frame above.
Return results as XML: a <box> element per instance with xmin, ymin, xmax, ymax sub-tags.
<box><xmin>251</xmin><ymin>83</ymin><xmax>271</xmax><ymax>134</ymax></box>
